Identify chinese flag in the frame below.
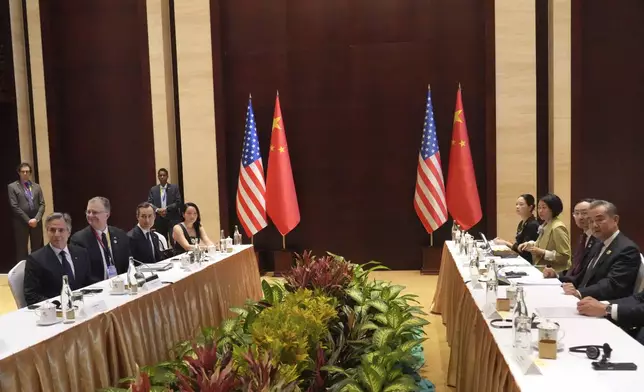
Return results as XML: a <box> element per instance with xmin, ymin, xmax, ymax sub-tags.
<box><xmin>446</xmin><ymin>86</ymin><xmax>482</xmax><ymax>230</ymax></box>
<box><xmin>266</xmin><ymin>92</ymin><xmax>300</xmax><ymax>235</ymax></box>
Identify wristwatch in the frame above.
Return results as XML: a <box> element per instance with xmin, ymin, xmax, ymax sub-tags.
<box><xmin>605</xmin><ymin>304</ymin><xmax>612</xmax><ymax>318</ymax></box>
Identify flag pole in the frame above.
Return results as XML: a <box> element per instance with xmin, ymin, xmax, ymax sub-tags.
<box><xmin>282</xmin><ymin>235</ymin><xmax>286</xmax><ymax>250</ymax></box>
<box><xmin>251</xmin><ymin>235</ymin><xmax>254</xmax><ymax>245</ymax></box>
<box><xmin>430</xmin><ymin>233</ymin><xmax>434</xmax><ymax>247</ymax></box>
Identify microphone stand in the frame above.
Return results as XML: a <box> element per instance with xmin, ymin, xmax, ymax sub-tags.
<box><xmin>129</xmin><ymin>257</ymin><xmax>161</xmax><ymax>285</ymax></box>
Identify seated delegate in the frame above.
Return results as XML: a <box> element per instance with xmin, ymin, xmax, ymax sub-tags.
<box><xmin>23</xmin><ymin>213</ymin><xmax>93</xmax><ymax>306</ymax></box>
<box><xmin>494</xmin><ymin>193</ymin><xmax>540</xmax><ymax>263</ymax></box>
<box><xmin>172</xmin><ymin>202</ymin><xmax>215</xmax><ymax>253</ymax></box>
<box><xmin>518</xmin><ymin>193</ymin><xmax>571</xmax><ymax>273</ymax></box>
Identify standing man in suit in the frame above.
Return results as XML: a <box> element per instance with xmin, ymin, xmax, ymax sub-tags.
<box><xmin>128</xmin><ymin>202</ymin><xmax>165</xmax><ymax>264</ymax></box>
<box><xmin>8</xmin><ymin>162</ymin><xmax>46</xmax><ymax>262</ymax></box>
<box><xmin>148</xmin><ymin>168</ymin><xmax>182</xmax><ymax>241</ymax></box>
<box><xmin>23</xmin><ymin>213</ymin><xmax>92</xmax><ymax>306</ymax></box>
<box><xmin>70</xmin><ymin>197</ymin><xmax>130</xmax><ymax>283</ymax></box>
<box><xmin>561</xmin><ymin>200</ymin><xmax>640</xmax><ymax>301</ymax></box>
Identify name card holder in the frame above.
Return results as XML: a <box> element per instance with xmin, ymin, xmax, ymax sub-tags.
<box><xmin>83</xmin><ymin>300</ymin><xmax>108</xmax><ymax>318</ymax></box>
<box><xmin>515</xmin><ymin>351</ymin><xmax>543</xmax><ymax>375</ymax></box>
<box><xmin>144</xmin><ymin>279</ymin><xmax>164</xmax><ymax>291</ymax></box>
<box><xmin>496</xmin><ymin>298</ymin><xmax>511</xmax><ymax>312</ymax></box>
<box><xmin>483</xmin><ymin>303</ymin><xmax>502</xmax><ymax>319</ymax></box>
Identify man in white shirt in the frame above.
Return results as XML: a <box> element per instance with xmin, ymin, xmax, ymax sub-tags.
<box><xmin>127</xmin><ymin>202</ymin><xmax>166</xmax><ymax>264</ymax></box>
<box><xmin>70</xmin><ymin>197</ymin><xmax>131</xmax><ymax>283</ymax></box>
<box><xmin>23</xmin><ymin>213</ymin><xmax>92</xmax><ymax>306</ymax></box>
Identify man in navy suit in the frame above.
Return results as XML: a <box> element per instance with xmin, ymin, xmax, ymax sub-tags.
<box><xmin>128</xmin><ymin>202</ymin><xmax>165</xmax><ymax>264</ymax></box>
<box><xmin>147</xmin><ymin>168</ymin><xmax>182</xmax><ymax>241</ymax></box>
<box><xmin>70</xmin><ymin>197</ymin><xmax>131</xmax><ymax>283</ymax></box>
<box><xmin>23</xmin><ymin>213</ymin><xmax>93</xmax><ymax>306</ymax></box>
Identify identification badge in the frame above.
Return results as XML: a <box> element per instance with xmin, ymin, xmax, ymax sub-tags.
<box><xmin>107</xmin><ymin>265</ymin><xmax>118</xmax><ymax>279</ymax></box>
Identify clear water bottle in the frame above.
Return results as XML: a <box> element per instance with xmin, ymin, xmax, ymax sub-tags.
<box><xmin>486</xmin><ymin>259</ymin><xmax>499</xmax><ymax>306</ymax></box>
<box><xmin>469</xmin><ymin>252</ymin><xmax>480</xmax><ymax>284</ymax></box>
<box><xmin>233</xmin><ymin>225</ymin><xmax>242</xmax><ymax>245</ymax></box>
<box><xmin>451</xmin><ymin>222</ymin><xmax>459</xmax><ymax>241</ymax></box>
<box><xmin>61</xmin><ymin>275</ymin><xmax>74</xmax><ymax>323</ymax></box>
<box><xmin>127</xmin><ymin>257</ymin><xmax>138</xmax><ymax>294</ymax></box>
<box><xmin>513</xmin><ymin>286</ymin><xmax>531</xmax><ymax>351</ymax></box>
<box><xmin>220</xmin><ymin>229</ymin><xmax>226</xmax><ymax>253</ymax></box>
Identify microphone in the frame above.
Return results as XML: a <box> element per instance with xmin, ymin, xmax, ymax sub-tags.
<box><xmin>129</xmin><ymin>257</ymin><xmax>160</xmax><ymax>283</ymax></box>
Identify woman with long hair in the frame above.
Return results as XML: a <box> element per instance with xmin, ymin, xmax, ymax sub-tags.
<box><xmin>172</xmin><ymin>202</ymin><xmax>214</xmax><ymax>253</ymax></box>
<box><xmin>493</xmin><ymin>194</ymin><xmax>540</xmax><ymax>263</ymax></box>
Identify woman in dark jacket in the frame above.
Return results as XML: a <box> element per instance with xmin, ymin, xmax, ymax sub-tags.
<box><xmin>493</xmin><ymin>194</ymin><xmax>540</xmax><ymax>263</ymax></box>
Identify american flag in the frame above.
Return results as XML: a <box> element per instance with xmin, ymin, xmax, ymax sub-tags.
<box><xmin>414</xmin><ymin>87</ymin><xmax>447</xmax><ymax>233</ymax></box>
<box><xmin>236</xmin><ymin>97</ymin><xmax>267</xmax><ymax>237</ymax></box>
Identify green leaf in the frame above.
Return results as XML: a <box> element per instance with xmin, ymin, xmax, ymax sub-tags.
<box><xmin>399</xmin><ymin>338</ymin><xmax>427</xmax><ymax>353</ymax></box>
<box><xmin>370</xmin><ymin>290</ymin><xmax>381</xmax><ymax>300</ymax></box>
<box><xmin>322</xmin><ymin>365</ymin><xmax>349</xmax><ymax>375</ymax></box>
<box><xmin>386</xmin><ymin>367</ymin><xmax>403</xmax><ymax>383</ymax></box>
<box><xmin>387</xmin><ymin>285</ymin><xmax>405</xmax><ymax>300</ymax></box>
<box><xmin>374</xmin><ymin>314</ymin><xmax>388</xmax><ymax>325</ymax></box>
<box><xmin>339</xmin><ymin>383</ymin><xmax>365</xmax><ymax>392</ymax></box>
<box><xmin>261</xmin><ymin>279</ymin><xmax>273</xmax><ymax>301</ymax></box>
<box><xmin>397</xmin><ymin>317</ymin><xmax>429</xmax><ymax>333</ymax></box>
<box><xmin>347</xmin><ymin>288</ymin><xmax>365</xmax><ymax>305</ymax></box>
<box><xmin>386</xmin><ymin>310</ymin><xmax>402</xmax><ymax>329</ymax></box>
<box><xmin>360</xmin><ymin>321</ymin><xmax>379</xmax><ymax>331</ymax></box>
<box><xmin>382</xmin><ymin>380</ymin><xmax>418</xmax><ymax>392</ymax></box>
<box><xmin>229</xmin><ymin>307</ymin><xmax>248</xmax><ymax>316</ymax></box>
<box><xmin>373</xmin><ymin>328</ymin><xmax>395</xmax><ymax>348</ymax></box>
<box><xmin>367</xmin><ymin>299</ymin><xmax>389</xmax><ymax>313</ymax></box>
<box><xmin>363</xmin><ymin>364</ymin><xmax>385</xmax><ymax>392</ymax></box>
<box><xmin>221</xmin><ymin>318</ymin><xmax>237</xmax><ymax>335</ymax></box>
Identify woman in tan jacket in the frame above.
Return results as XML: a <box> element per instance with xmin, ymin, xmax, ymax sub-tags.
<box><xmin>518</xmin><ymin>193</ymin><xmax>571</xmax><ymax>272</ymax></box>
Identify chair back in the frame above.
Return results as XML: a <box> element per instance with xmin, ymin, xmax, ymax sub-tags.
<box><xmin>8</xmin><ymin>260</ymin><xmax>27</xmax><ymax>308</ymax></box>
<box><xmin>634</xmin><ymin>254</ymin><xmax>644</xmax><ymax>295</ymax></box>
<box><xmin>155</xmin><ymin>232</ymin><xmax>169</xmax><ymax>250</ymax></box>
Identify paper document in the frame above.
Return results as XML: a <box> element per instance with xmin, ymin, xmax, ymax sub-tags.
<box><xmin>535</xmin><ymin>307</ymin><xmax>587</xmax><ymax>319</ymax></box>
<box><xmin>515</xmin><ymin>277</ymin><xmax>562</xmax><ymax>286</ymax></box>
<box><xmin>491</xmin><ymin>245</ymin><xmax>511</xmax><ymax>252</ymax></box>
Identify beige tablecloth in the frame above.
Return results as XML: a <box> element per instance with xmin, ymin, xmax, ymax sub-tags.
<box><xmin>431</xmin><ymin>244</ymin><xmax>520</xmax><ymax>392</ymax></box>
<box><xmin>0</xmin><ymin>247</ymin><xmax>262</xmax><ymax>392</ymax></box>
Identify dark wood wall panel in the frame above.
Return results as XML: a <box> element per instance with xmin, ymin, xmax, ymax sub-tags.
<box><xmin>0</xmin><ymin>0</ymin><xmax>20</xmax><ymax>271</ymax></box>
<box><xmin>571</xmin><ymin>0</ymin><xmax>644</xmax><ymax>247</ymax></box>
<box><xmin>39</xmin><ymin>0</ymin><xmax>155</xmax><ymax>232</ymax></box>
<box><xmin>213</xmin><ymin>0</ymin><xmax>495</xmax><ymax>269</ymax></box>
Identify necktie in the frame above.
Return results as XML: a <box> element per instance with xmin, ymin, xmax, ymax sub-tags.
<box><xmin>101</xmin><ymin>232</ymin><xmax>113</xmax><ymax>267</ymax></box>
<box><xmin>60</xmin><ymin>251</ymin><xmax>76</xmax><ymax>288</ymax></box>
<box><xmin>146</xmin><ymin>232</ymin><xmax>156</xmax><ymax>260</ymax></box>
<box><xmin>570</xmin><ymin>233</ymin><xmax>588</xmax><ymax>276</ymax></box>
<box><xmin>580</xmin><ymin>245</ymin><xmax>605</xmax><ymax>287</ymax></box>
<box><xmin>24</xmin><ymin>182</ymin><xmax>34</xmax><ymax>209</ymax></box>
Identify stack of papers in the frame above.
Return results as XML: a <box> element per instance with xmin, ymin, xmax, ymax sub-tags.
<box><xmin>515</xmin><ymin>277</ymin><xmax>562</xmax><ymax>286</ymax></box>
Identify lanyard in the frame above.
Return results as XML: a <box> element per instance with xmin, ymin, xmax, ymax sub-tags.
<box><xmin>23</xmin><ymin>183</ymin><xmax>33</xmax><ymax>200</ymax></box>
<box><xmin>94</xmin><ymin>229</ymin><xmax>114</xmax><ymax>262</ymax></box>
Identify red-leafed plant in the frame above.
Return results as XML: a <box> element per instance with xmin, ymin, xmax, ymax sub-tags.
<box><xmin>284</xmin><ymin>251</ymin><xmax>354</xmax><ymax>297</ymax></box>
<box><xmin>239</xmin><ymin>347</ymin><xmax>298</xmax><ymax>392</ymax></box>
<box><xmin>304</xmin><ymin>344</ymin><xmax>327</xmax><ymax>392</ymax></box>
<box><xmin>131</xmin><ymin>366</ymin><xmax>152</xmax><ymax>392</ymax></box>
<box><xmin>175</xmin><ymin>342</ymin><xmax>239</xmax><ymax>392</ymax></box>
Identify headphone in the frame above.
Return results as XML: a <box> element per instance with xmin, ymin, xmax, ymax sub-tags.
<box><xmin>569</xmin><ymin>343</ymin><xmax>612</xmax><ymax>362</ymax></box>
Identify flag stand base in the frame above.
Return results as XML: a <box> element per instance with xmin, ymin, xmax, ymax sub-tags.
<box><xmin>271</xmin><ymin>250</ymin><xmax>293</xmax><ymax>277</ymax></box>
<box><xmin>420</xmin><ymin>246</ymin><xmax>441</xmax><ymax>275</ymax></box>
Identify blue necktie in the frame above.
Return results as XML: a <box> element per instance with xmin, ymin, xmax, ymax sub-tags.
<box><xmin>60</xmin><ymin>251</ymin><xmax>76</xmax><ymax>288</ymax></box>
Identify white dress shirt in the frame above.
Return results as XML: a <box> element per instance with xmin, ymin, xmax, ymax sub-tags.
<box><xmin>160</xmin><ymin>185</ymin><xmax>167</xmax><ymax>208</ymax></box>
<box><xmin>50</xmin><ymin>244</ymin><xmax>75</xmax><ymax>277</ymax></box>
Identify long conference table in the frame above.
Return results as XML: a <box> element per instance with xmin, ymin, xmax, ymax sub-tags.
<box><xmin>432</xmin><ymin>241</ymin><xmax>644</xmax><ymax>392</ymax></box>
<box><xmin>0</xmin><ymin>245</ymin><xmax>262</xmax><ymax>392</ymax></box>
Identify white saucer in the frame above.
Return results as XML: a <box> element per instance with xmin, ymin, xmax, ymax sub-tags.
<box><xmin>532</xmin><ymin>341</ymin><xmax>565</xmax><ymax>352</ymax></box>
<box><xmin>109</xmin><ymin>290</ymin><xmax>128</xmax><ymax>296</ymax></box>
<box><xmin>36</xmin><ymin>318</ymin><xmax>63</xmax><ymax>326</ymax></box>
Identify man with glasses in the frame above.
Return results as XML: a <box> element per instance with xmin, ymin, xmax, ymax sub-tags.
<box><xmin>70</xmin><ymin>197</ymin><xmax>130</xmax><ymax>283</ymax></box>
<box><xmin>8</xmin><ymin>162</ymin><xmax>46</xmax><ymax>262</ymax></box>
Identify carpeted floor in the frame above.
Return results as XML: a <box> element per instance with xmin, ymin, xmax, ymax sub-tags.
<box><xmin>0</xmin><ymin>271</ymin><xmax>451</xmax><ymax>391</ymax></box>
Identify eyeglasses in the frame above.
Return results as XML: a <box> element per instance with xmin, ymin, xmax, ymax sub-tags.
<box><xmin>86</xmin><ymin>210</ymin><xmax>106</xmax><ymax>216</ymax></box>
<box><xmin>572</xmin><ymin>211</ymin><xmax>588</xmax><ymax>217</ymax></box>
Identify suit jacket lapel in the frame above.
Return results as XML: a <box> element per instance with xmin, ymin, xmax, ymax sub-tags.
<box><xmin>586</xmin><ymin>235</ymin><xmax>619</xmax><ymax>282</ymax></box>
<box><xmin>44</xmin><ymin>245</ymin><xmax>64</xmax><ymax>278</ymax></box>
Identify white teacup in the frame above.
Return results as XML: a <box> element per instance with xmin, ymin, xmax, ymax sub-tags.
<box><xmin>35</xmin><ymin>303</ymin><xmax>57</xmax><ymax>324</ymax></box>
<box><xmin>110</xmin><ymin>277</ymin><xmax>126</xmax><ymax>293</ymax></box>
<box><xmin>538</xmin><ymin>319</ymin><xmax>566</xmax><ymax>343</ymax></box>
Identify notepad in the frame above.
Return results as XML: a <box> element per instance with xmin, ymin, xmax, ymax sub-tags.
<box><xmin>535</xmin><ymin>307</ymin><xmax>587</xmax><ymax>319</ymax></box>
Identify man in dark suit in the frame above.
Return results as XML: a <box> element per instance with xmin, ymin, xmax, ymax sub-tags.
<box><xmin>70</xmin><ymin>197</ymin><xmax>130</xmax><ymax>283</ymax></box>
<box><xmin>128</xmin><ymin>202</ymin><xmax>164</xmax><ymax>264</ymax></box>
<box><xmin>544</xmin><ymin>198</ymin><xmax>600</xmax><ymax>279</ymax></box>
<box><xmin>561</xmin><ymin>200</ymin><xmax>640</xmax><ymax>301</ymax></box>
<box><xmin>8</xmin><ymin>162</ymin><xmax>46</xmax><ymax>262</ymax></box>
<box><xmin>147</xmin><ymin>168</ymin><xmax>182</xmax><ymax>241</ymax></box>
<box><xmin>23</xmin><ymin>213</ymin><xmax>92</xmax><ymax>306</ymax></box>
